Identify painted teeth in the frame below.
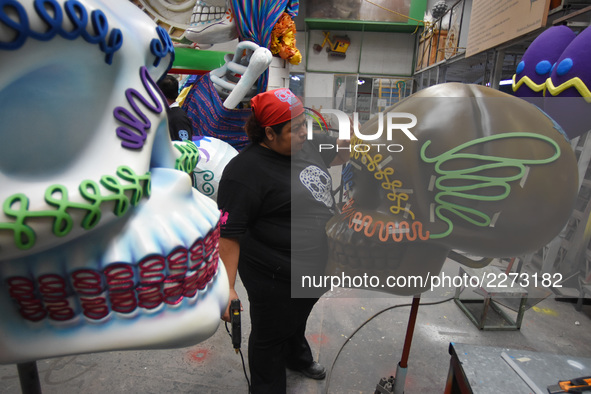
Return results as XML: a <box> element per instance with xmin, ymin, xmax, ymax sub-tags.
<box><xmin>1</xmin><ymin>169</ymin><xmax>221</xmax><ymax>324</ymax></box>
<box><xmin>191</xmin><ymin>3</ymin><xmax>226</xmax><ymax>23</ymax></box>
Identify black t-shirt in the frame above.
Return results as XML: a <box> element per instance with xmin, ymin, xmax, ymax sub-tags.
<box><xmin>218</xmin><ymin>134</ymin><xmax>338</xmax><ymax>283</ymax></box>
<box><xmin>291</xmin><ymin>135</ymin><xmax>338</xmax><ymax>272</ymax></box>
<box><xmin>168</xmin><ymin>106</ymin><xmax>194</xmax><ymax>141</ymax></box>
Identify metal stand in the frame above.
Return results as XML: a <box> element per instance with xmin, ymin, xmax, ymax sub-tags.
<box><xmin>375</xmin><ymin>296</ymin><xmax>421</xmax><ymax>394</ymax></box>
<box><xmin>454</xmin><ymin>265</ymin><xmax>528</xmax><ymax>330</ymax></box>
<box><xmin>17</xmin><ymin>361</ymin><xmax>42</xmax><ymax>394</ymax></box>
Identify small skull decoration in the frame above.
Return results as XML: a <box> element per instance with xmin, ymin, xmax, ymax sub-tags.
<box><xmin>326</xmin><ymin>83</ymin><xmax>578</xmax><ymax>295</ymax></box>
<box><xmin>275</xmin><ymin>87</ymin><xmax>296</xmax><ymax>103</ymax></box>
<box><xmin>300</xmin><ymin>166</ymin><xmax>334</xmax><ymax>208</ymax></box>
<box><xmin>0</xmin><ymin>0</ymin><xmax>228</xmax><ymax>364</ymax></box>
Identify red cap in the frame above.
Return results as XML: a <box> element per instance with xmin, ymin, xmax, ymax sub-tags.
<box><xmin>250</xmin><ymin>88</ymin><xmax>304</xmax><ymax>127</ymax></box>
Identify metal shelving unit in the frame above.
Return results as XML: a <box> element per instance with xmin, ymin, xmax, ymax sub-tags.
<box><xmin>518</xmin><ymin>133</ymin><xmax>591</xmax><ymax>300</ymax></box>
<box><xmin>413</xmin><ymin>0</ymin><xmax>591</xmax><ymax>91</ymax></box>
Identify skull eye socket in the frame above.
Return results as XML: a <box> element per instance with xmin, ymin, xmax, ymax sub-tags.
<box><xmin>0</xmin><ymin>62</ymin><xmax>115</xmax><ymax>178</ymax></box>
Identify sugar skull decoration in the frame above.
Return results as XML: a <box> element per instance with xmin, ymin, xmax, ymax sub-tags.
<box><xmin>130</xmin><ymin>0</ymin><xmax>237</xmax><ymax>48</ymax></box>
<box><xmin>184</xmin><ymin>0</ymin><xmax>238</xmax><ymax>47</ymax></box>
<box><xmin>512</xmin><ymin>25</ymin><xmax>576</xmax><ymax>98</ymax></box>
<box><xmin>326</xmin><ymin>83</ymin><xmax>578</xmax><ymax>295</ymax></box>
<box><xmin>512</xmin><ymin>25</ymin><xmax>591</xmax><ymax>138</ymax></box>
<box><xmin>179</xmin><ymin>0</ymin><xmax>299</xmax><ymax>149</ymax></box>
<box><xmin>544</xmin><ymin>26</ymin><xmax>591</xmax><ymax>139</ymax></box>
<box><xmin>547</xmin><ymin>25</ymin><xmax>591</xmax><ymax>99</ymax></box>
<box><xmin>0</xmin><ymin>0</ymin><xmax>228</xmax><ymax>365</ymax></box>
<box><xmin>174</xmin><ymin>136</ymin><xmax>238</xmax><ymax>201</ymax></box>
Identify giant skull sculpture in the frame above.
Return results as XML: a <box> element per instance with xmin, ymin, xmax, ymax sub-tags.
<box><xmin>130</xmin><ymin>0</ymin><xmax>237</xmax><ymax>46</ymax></box>
<box><xmin>0</xmin><ymin>0</ymin><xmax>228</xmax><ymax>364</ymax></box>
<box><xmin>185</xmin><ymin>0</ymin><xmax>238</xmax><ymax>46</ymax></box>
<box><xmin>326</xmin><ymin>83</ymin><xmax>578</xmax><ymax>295</ymax></box>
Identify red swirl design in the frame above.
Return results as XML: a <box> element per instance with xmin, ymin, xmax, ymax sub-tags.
<box><xmin>5</xmin><ymin>225</ymin><xmax>220</xmax><ymax>322</ymax></box>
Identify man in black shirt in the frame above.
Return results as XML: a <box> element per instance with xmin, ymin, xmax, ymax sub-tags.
<box><xmin>157</xmin><ymin>75</ymin><xmax>194</xmax><ymax>141</ymax></box>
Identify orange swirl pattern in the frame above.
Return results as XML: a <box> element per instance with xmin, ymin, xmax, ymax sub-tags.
<box><xmin>340</xmin><ymin>199</ymin><xmax>429</xmax><ymax>243</ymax></box>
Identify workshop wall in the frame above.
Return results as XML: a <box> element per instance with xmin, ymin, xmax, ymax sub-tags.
<box><xmin>359</xmin><ymin>31</ymin><xmax>415</xmax><ymax>75</ymax></box>
<box><xmin>306</xmin><ymin>30</ymin><xmax>362</xmax><ymax>74</ymax></box>
<box><xmin>305</xmin><ymin>30</ymin><xmax>415</xmax><ymax>75</ymax></box>
<box><xmin>303</xmin><ymin>72</ymin><xmax>335</xmax><ymax>104</ymax></box>
<box><xmin>303</xmin><ymin>30</ymin><xmax>417</xmax><ymax>99</ymax></box>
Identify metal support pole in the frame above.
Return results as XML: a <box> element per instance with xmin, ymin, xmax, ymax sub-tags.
<box><xmin>418</xmin><ymin>72</ymin><xmax>424</xmax><ymax>91</ymax></box>
<box><xmin>393</xmin><ymin>295</ymin><xmax>421</xmax><ymax>394</ymax></box>
<box><xmin>490</xmin><ymin>49</ymin><xmax>506</xmax><ymax>89</ymax></box>
<box><xmin>17</xmin><ymin>361</ymin><xmax>42</xmax><ymax>394</ymax></box>
<box><xmin>437</xmin><ymin>65</ymin><xmax>448</xmax><ymax>84</ymax></box>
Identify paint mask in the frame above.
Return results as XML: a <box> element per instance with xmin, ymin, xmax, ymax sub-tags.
<box><xmin>185</xmin><ymin>0</ymin><xmax>238</xmax><ymax>46</ymax></box>
<box><xmin>326</xmin><ymin>83</ymin><xmax>578</xmax><ymax>295</ymax></box>
<box><xmin>0</xmin><ymin>0</ymin><xmax>228</xmax><ymax>364</ymax></box>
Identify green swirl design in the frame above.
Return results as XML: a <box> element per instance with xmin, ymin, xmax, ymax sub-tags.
<box><xmin>420</xmin><ymin>132</ymin><xmax>561</xmax><ymax>239</ymax></box>
<box><xmin>173</xmin><ymin>142</ymin><xmax>199</xmax><ymax>175</ymax></box>
<box><xmin>1</xmin><ymin>166</ymin><xmax>151</xmax><ymax>250</ymax></box>
<box><xmin>195</xmin><ymin>170</ymin><xmax>215</xmax><ymax>196</ymax></box>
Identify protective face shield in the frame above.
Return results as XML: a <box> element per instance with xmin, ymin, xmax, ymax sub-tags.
<box><xmin>326</xmin><ymin>83</ymin><xmax>578</xmax><ymax>295</ymax></box>
<box><xmin>0</xmin><ymin>0</ymin><xmax>228</xmax><ymax>364</ymax></box>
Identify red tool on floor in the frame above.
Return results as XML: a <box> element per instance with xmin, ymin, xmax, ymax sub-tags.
<box><xmin>547</xmin><ymin>376</ymin><xmax>591</xmax><ymax>393</ymax></box>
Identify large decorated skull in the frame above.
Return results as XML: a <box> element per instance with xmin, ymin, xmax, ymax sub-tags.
<box><xmin>326</xmin><ymin>83</ymin><xmax>578</xmax><ymax>295</ymax></box>
<box><xmin>185</xmin><ymin>0</ymin><xmax>238</xmax><ymax>46</ymax></box>
<box><xmin>0</xmin><ymin>0</ymin><xmax>228</xmax><ymax>364</ymax></box>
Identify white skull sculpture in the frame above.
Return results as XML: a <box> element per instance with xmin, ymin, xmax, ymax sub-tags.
<box><xmin>326</xmin><ymin>83</ymin><xmax>579</xmax><ymax>295</ymax></box>
<box><xmin>0</xmin><ymin>0</ymin><xmax>228</xmax><ymax>364</ymax></box>
<box><xmin>185</xmin><ymin>0</ymin><xmax>238</xmax><ymax>46</ymax></box>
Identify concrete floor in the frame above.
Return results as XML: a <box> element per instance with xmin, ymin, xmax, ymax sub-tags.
<box><xmin>1</xmin><ymin>259</ymin><xmax>590</xmax><ymax>394</ymax></box>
